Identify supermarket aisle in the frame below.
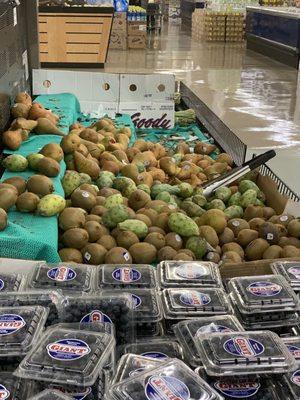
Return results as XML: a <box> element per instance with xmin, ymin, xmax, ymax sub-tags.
<box><xmin>105</xmin><ymin>23</ymin><xmax>300</xmax><ymax>195</ymax></box>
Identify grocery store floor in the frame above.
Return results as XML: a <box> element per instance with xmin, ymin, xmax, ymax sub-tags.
<box><xmin>105</xmin><ymin>22</ymin><xmax>300</xmax><ymax>196</ymax></box>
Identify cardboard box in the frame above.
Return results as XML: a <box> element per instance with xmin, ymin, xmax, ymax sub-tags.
<box><xmin>127</xmin><ymin>21</ymin><xmax>147</xmax><ymax>36</ymax></box>
<box><xmin>127</xmin><ymin>35</ymin><xmax>147</xmax><ymax>49</ymax></box>
<box><xmin>112</xmin><ymin>12</ymin><xmax>127</xmax><ymax>31</ymax></box>
<box><xmin>110</xmin><ymin>31</ymin><xmax>127</xmax><ymax>50</ymax></box>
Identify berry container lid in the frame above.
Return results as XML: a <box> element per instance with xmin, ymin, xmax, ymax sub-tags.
<box><xmin>29</xmin><ymin>389</ymin><xmax>71</xmax><ymax>399</ymax></box>
<box><xmin>60</xmin><ymin>292</ymin><xmax>134</xmax><ymax>344</ymax></box>
<box><xmin>108</xmin><ymin>359</ymin><xmax>223</xmax><ymax>400</ymax></box>
<box><xmin>271</xmin><ymin>262</ymin><xmax>300</xmax><ymax>290</ymax></box>
<box><xmin>0</xmin><ymin>273</ymin><xmax>25</xmax><ymax>292</ymax></box>
<box><xmin>228</xmin><ymin>275</ymin><xmax>300</xmax><ymax>314</ymax></box>
<box><xmin>161</xmin><ymin>288</ymin><xmax>232</xmax><ymax>319</ymax></box>
<box><xmin>280</xmin><ymin>369</ymin><xmax>300</xmax><ymax>399</ymax></box>
<box><xmin>113</xmin><ymin>354</ymin><xmax>163</xmax><ymax>384</ymax></box>
<box><xmin>283</xmin><ymin>337</ymin><xmax>300</xmax><ymax>366</ymax></box>
<box><xmin>195</xmin><ymin>330</ymin><xmax>296</xmax><ymax>376</ymax></box>
<box><xmin>15</xmin><ymin>326</ymin><xmax>115</xmax><ymax>386</ymax></box>
<box><xmin>174</xmin><ymin>315</ymin><xmax>244</xmax><ymax>368</ymax></box>
<box><xmin>122</xmin><ymin>337</ymin><xmax>183</xmax><ymax>360</ymax></box>
<box><xmin>28</xmin><ymin>263</ymin><xmax>94</xmax><ymax>293</ymax></box>
<box><xmin>97</xmin><ymin>265</ymin><xmax>157</xmax><ymax>289</ymax></box>
<box><xmin>158</xmin><ymin>261</ymin><xmax>223</xmax><ymax>288</ymax></box>
<box><xmin>0</xmin><ymin>371</ymin><xmax>32</xmax><ymax>399</ymax></box>
<box><xmin>0</xmin><ymin>305</ymin><xmax>48</xmax><ymax>357</ymax></box>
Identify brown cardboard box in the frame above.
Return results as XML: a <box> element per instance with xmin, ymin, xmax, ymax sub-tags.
<box><xmin>110</xmin><ymin>31</ymin><xmax>127</xmax><ymax>50</ymax></box>
<box><xmin>112</xmin><ymin>12</ymin><xmax>127</xmax><ymax>31</ymax></box>
<box><xmin>127</xmin><ymin>21</ymin><xmax>147</xmax><ymax>36</ymax></box>
<box><xmin>127</xmin><ymin>35</ymin><xmax>146</xmax><ymax>49</ymax></box>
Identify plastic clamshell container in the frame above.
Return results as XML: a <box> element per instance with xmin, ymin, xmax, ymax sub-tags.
<box><xmin>271</xmin><ymin>261</ymin><xmax>300</xmax><ymax>291</ymax></box>
<box><xmin>15</xmin><ymin>325</ymin><xmax>115</xmax><ymax>386</ymax></box>
<box><xmin>161</xmin><ymin>288</ymin><xmax>232</xmax><ymax>319</ymax></box>
<box><xmin>61</xmin><ymin>292</ymin><xmax>134</xmax><ymax>345</ymax></box>
<box><xmin>228</xmin><ymin>275</ymin><xmax>300</xmax><ymax>314</ymax></box>
<box><xmin>283</xmin><ymin>337</ymin><xmax>300</xmax><ymax>365</ymax></box>
<box><xmin>195</xmin><ymin>330</ymin><xmax>296</xmax><ymax>376</ymax></box>
<box><xmin>0</xmin><ymin>273</ymin><xmax>25</xmax><ymax>292</ymax></box>
<box><xmin>174</xmin><ymin>315</ymin><xmax>244</xmax><ymax>367</ymax></box>
<box><xmin>159</xmin><ymin>261</ymin><xmax>223</xmax><ymax>288</ymax></box>
<box><xmin>29</xmin><ymin>389</ymin><xmax>71</xmax><ymax>399</ymax></box>
<box><xmin>28</xmin><ymin>263</ymin><xmax>94</xmax><ymax>293</ymax></box>
<box><xmin>108</xmin><ymin>359</ymin><xmax>223</xmax><ymax>400</ymax></box>
<box><xmin>113</xmin><ymin>354</ymin><xmax>163</xmax><ymax>384</ymax></box>
<box><xmin>122</xmin><ymin>337</ymin><xmax>183</xmax><ymax>360</ymax></box>
<box><xmin>0</xmin><ymin>290</ymin><xmax>65</xmax><ymax>327</ymax></box>
<box><xmin>97</xmin><ymin>264</ymin><xmax>157</xmax><ymax>289</ymax></box>
<box><xmin>279</xmin><ymin>369</ymin><xmax>300</xmax><ymax>399</ymax></box>
<box><xmin>0</xmin><ymin>372</ymin><xmax>32</xmax><ymax>399</ymax></box>
<box><xmin>0</xmin><ymin>305</ymin><xmax>48</xmax><ymax>357</ymax></box>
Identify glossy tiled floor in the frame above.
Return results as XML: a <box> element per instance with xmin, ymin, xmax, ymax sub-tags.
<box><xmin>105</xmin><ymin>22</ymin><xmax>300</xmax><ymax>195</ymax></box>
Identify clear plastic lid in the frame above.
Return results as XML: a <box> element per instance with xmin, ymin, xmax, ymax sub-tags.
<box><xmin>271</xmin><ymin>262</ymin><xmax>300</xmax><ymax>289</ymax></box>
<box><xmin>174</xmin><ymin>315</ymin><xmax>244</xmax><ymax>368</ymax></box>
<box><xmin>283</xmin><ymin>337</ymin><xmax>300</xmax><ymax>365</ymax></box>
<box><xmin>228</xmin><ymin>275</ymin><xmax>300</xmax><ymax>314</ymax></box>
<box><xmin>113</xmin><ymin>354</ymin><xmax>163</xmax><ymax>384</ymax></box>
<box><xmin>0</xmin><ymin>305</ymin><xmax>48</xmax><ymax>357</ymax></box>
<box><xmin>28</xmin><ymin>263</ymin><xmax>94</xmax><ymax>293</ymax></box>
<box><xmin>97</xmin><ymin>265</ymin><xmax>157</xmax><ymax>289</ymax></box>
<box><xmin>158</xmin><ymin>261</ymin><xmax>223</xmax><ymax>288</ymax></box>
<box><xmin>61</xmin><ymin>292</ymin><xmax>134</xmax><ymax>345</ymax></box>
<box><xmin>122</xmin><ymin>337</ymin><xmax>183</xmax><ymax>360</ymax></box>
<box><xmin>0</xmin><ymin>273</ymin><xmax>25</xmax><ymax>292</ymax></box>
<box><xmin>109</xmin><ymin>359</ymin><xmax>223</xmax><ymax>400</ymax></box>
<box><xmin>0</xmin><ymin>372</ymin><xmax>32</xmax><ymax>399</ymax></box>
<box><xmin>15</xmin><ymin>325</ymin><xmax>115</xmax><ymax>386</ymax></box>
<box><xmin>161</xmin><ymin>288</ymin><xmax>232</xmax><ymax>319</ymax></box>
<box><xmin>29</xmin><ymin>389</ymin><xmax>71</xmax><ymax>400</ymax></box>
<box><xmin>280</xmin><ymin>369</ymin><xmax>300</xmax><ymax>399</ymax></box>
<box><xmin>196</xmin><ymin>330</ymin><xmax>296</xmax><ymax>376</ymax></box>
<box><xmin>120</xmin><ymin>289</ymin><xmax>163</xmax><ymax>323</ymax></box>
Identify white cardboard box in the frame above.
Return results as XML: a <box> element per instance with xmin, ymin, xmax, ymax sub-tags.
<box><xmin>33</xmin><ymin>70</ymin><xmax>175</xmax><ymax>128</ymax></box>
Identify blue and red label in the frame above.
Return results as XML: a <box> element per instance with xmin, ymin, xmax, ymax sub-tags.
<box><xmin>176</xmin><ymin>264</ymin><xmax>208</xmax><ymax>279</ymax></box>
<box><xmin>197</xmin><ymin>324</ymin><xmax>233</xmax><ymax>335</ymax></box>
<box><xmin>291</xmin><ymin>370</ymin><xmax>300</xmax><ymax>387</ymax></box>
<box><xmin>247</xmin><ymin>281</ymin><xmax>282</xmax><ymax>297</ymax></box>
<box><xmin>145</xmin><ymin>375</ymin><xmax>190</xmax><ymax>400</ymax></box>
<box><xmin>141</xmin><ymin>352</ymin><xmax>168</xmax><ymax>359</ymax></box>
<box><xmin>0</xmin><ymin>384</ymin><xmax>10</xmax><ymax>399</ymax></box>
<box><xmin>47</xmin><ymin>339</ymin><xmax>91</xmax><ymax>361</ymax></box>
<box><xmin>112</xmin><ymin>267</ymin><xmax>141</xmax><ymax>283</ymax></box>
<box><xmin>131</xmin><ymin>294</ymin><xmax>142</xmax><ymax>309</ymax></box>
<box><xmin>287</xmin><ymin>345</ymin><xmax>300</xmax><ymax>359</ymax></box>
<box><xmin>80</xmin><ymin>310</ymin><xmax>112</xmax><ymax>325</ymax></box>
<box><xmin>0</xmin><ymin>314</ymin><xmax>26</xmax><ymax>336</ymax></box>
<box><xmin>214</xmin><ymin>379</ymin><xmax>261</xmax><ymax>398</ymax></box>
<box><xmin>47</xmin><ymin>266</ymin><xmax>76</xmax><ymax>282</ymax></box>
<box><xmin>0</xmin><ymin>279</ymin><xmax>4</xmax><ymax>291</ymax></box>
<box><xmin>224</xmin><ymin>337</ymin><xmax>264</xmax><ymax>357</ymax></box>
<box><xmin>180</xmin><ymin>291</ymin><xmax>211</xmax><ymax>306</ymax></box>
<box><xmin>288</xmin><ymin>267</ymin><xmax>300</xmax><ymax>280</ymax></box>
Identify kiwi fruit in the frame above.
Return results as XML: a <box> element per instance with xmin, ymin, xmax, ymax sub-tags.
<box><xmin>37</xmin><ymin>157</ymin><xmax>60</xmax><ymax>177</ymax></box>
<box><xmin>62</xmin><ymin>228</ymin><xmax>89</xmax><ymax>249</ymax></box>
<box><xmin>129</xmin><ymin>242</ymin><xmax>157</xmax><ymax>264</ymax></box>
<box><xmin>263</xmin><ymin>245</ymin><xmax>282</xmax><ymax>259</ymax></box>
<box><xmin>263</xmin><ymin>207</ymin><xmax>276</xmax><ymax>219</ymax></box>
<box><xmin>281</xmin><ymin>245</ymin><xmax>300</xmax><ymax>258</ymax></box>
<box><xmin>227</xmin><ymin>219</ymin><xmax>250</xmax><ymax>236</ymax></box>
<box><xmin>135</xmin><ymin>214</ymin><xmax>152</xmax><ymax>227</ymax></box>
<box><xmin>215</xmin><ymin>245</ymin><xmax>222</xmax><ymax>255</ymax></box>
<box><xmin>248</xmin><ymin>218</ymin><xmax>265</xmax><ymax>231</ymax></box>
<box><xmin>279</xmin><ymin>236</ymin><xmax>300</xmax><ymax>249</ymax></box>
<box><xmin>0</xmin><ymin>208</ymin><xmax>7</xmax><ymax>231</ymax></box>
<box><xmin>275</xmin><ymin>224</ymin><xmax>287</xmax><ymax>237</ymax></box>
<box><xmin>157</xmin><ymin>246</ymin><xmax>177</xmax><ymax>261</ymax></box>
<box><xmin>105</xmin><ymin>247</ymin><xmax>133</xmax><ymax>264</ymax></box>
<box><xmin>179</xmin><ymin>249</ymin><xmax>195</xmax><ymax>259</ymax></box>
<box><xmin>288</xmin><ymin>219</ymin><xmax>300</xmax><ymax>238</ymax></box>
<box><xmin>0</xmin><ymin>183</ymin><xmax>18</xmax><ymax>196</ymax></box>
<box><xmin>97</xmin><ymin>235</ymin><xmax>116</xmax><ymax>250</ymax></box>
<box><xmin>128</xmin><ymin>189</ymin><xmax>151</xmax><ymax>211</ymax></box>
<box><xmin>154</xmin><ymin>212</ymin><xmax>170</xmax><ymax>231</ymax></box>
<box><xmin>206</xmin><ymin>251</ymin><xmax>221</xmax><ymax>263</ymax></box>
<box><xmin>3</xmin><ymin>177</ymin><xmax>26</xmax><ymax>195</ymax></box>
<box><xmin>59</xmin><ymin>208</ymin><xmax>86</xmax><ymax>231</ymax></box>
<box><xmin>84</xmin><ymin>221</ymin><xmax>103</xmax><ymax>242</ymax></box>
<box><xmin>237</xmin><ymin>229</ymin><xmax>259</xmax><ymax>247</ymax></box>
<box><xmin>85</xmin><ymin>215</ymin><xmax>102</xmax><ymax>224</ymax></box>
<box><xmin>26</xmin><ymin>175</ymin><xmax>54</xmax><ymax>197</ymax></box>
<box><xmin>144</xmin><ymin>232</ymin><xmax>166</xmax><ymax>250</ymax></box>
<box><xmin>222</xmin><ymin>251</ymin><xmax>242</xmax><ymax>264</ymax></box>
<box><xmin>199</xmin><ymin>225</ymin><xmax>219</xmax><ymax>247</ymax></box>
<box><xmin>219</xmin><ymin>228</ymin><xmax>235</xmax><ymax>246</ymax></box>
<box><xmin>245</xmin><ymin>238</ymin><xmax>270</xmax><ymax>261</ymax></box>
<box><xmin>0</xmin><ymin>188</ymin><xmax>18</xmax><ymax>211</ymax></box>
<box><xmin>96</xmin><ymin>196</ymin><xmax>106</xmax><ymax>206</ymax></box>
<box><xmin>111</xmin><ymin>227</ymin><xmax>122</xmax><ymax>239</ymax></box>
<box><xmin>258</xmin><ymin>222</ymin><xmax>279</xmax><ymax>245</ymax></box>
<box><xmin>222</xmin><ymin>242</ymin><xmax>244</xmax><ymax>259</ymax></box>
<box><xmin>269</xmin><ymin>214</ymin><xmax>293</xmax><ymax>227</ymax></box>
<box><xmin>173</xmin><ymin>253</ymin><xmax>194</xmax><ymax>261</ymax></box>
<box><xmin>116</xmin><ymin>230</ymin><xmax>139</xmax><ymax>249</ymax></box>
<box><xmin>90</xmin><ymin>205</ymin><xmax>107</xmax><ymax>216</ymax></box>
<box><xmin>137</xmin><ymin>208</ymin><xmax>158</xmax><ymax>225</ymax></box>
<box><xmin>148</xmin><ymin>227</ymin><xmax>166</xmax><ymax>235</ymax></box>
<box><xmin>165</xmin><ymin>232</ymin><xmax>183</xmax><ymax>250</ymax></box>
<box><xmin>16</xmin><ymin>192</ymin><xmax>39</xmax><ymax>213</ymax></box>
<box><xmin>244</xmin><ymin>205</ymin><xmax>264</xmax><ymax>221</ymax></box>
<box><xmin>71</xmin><ymin>189</ymin><xmax>97</xmax><ymax>211</ymax></box>
<box><xmin>59</xmin><ymin>248</ymin><xmax>83</xmax><ymax>263</ymax></box>
<box><xmin>79</xmin><ymin>184</ymin><xmax>98</xmax><ymax>197</ymax></box>
<box><xmin>98</xmin><ymin>188</ymin><xmax>120</xmax><ymax>197</ymax></box>
<box><xmin>40</xmin><ymin>143</ymin><xmax>64</xmax><ymax>162</ymax></box>
<box><xmin>81</xmin><ymin>243</ymin><xmax>107</xmax><ymax>264</ymax></box>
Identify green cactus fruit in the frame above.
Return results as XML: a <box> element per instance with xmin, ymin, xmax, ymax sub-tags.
<box><xmin>61</xmin><ymin>170</ymin><xmax>82</xmax><ymax>197</ymax></box>
<box><xmin>224</xmin><ymin>205</ymin><xmax>244</xmax><ymax>219</ymax></box>
<box><xmin>168</xmin><ymin>212</ymin><xmax>199</xmax><ymax>237</ymax></box>
<box><xmin>151</xmin><ymin>184</ymin><xmax>180</xmax><ymax>198</ymax></box>
<box><xmin>181</xmin><ymin>200</ymin><xmax>205</xmax><ymax>218</ymax></box>
<box><xmin>156</xmin><ymin>191</ymin><xmax>172</xmax><ymax>203</ymax></box>
<box><xmin>240</xmin><ymin>189</ymin><xmax>258</xmax><ymax>208</ymax></box>
<box><xmin>207</xmin><ymin>199</ymin><xmax>226</xmax><ymax>211</ymax></box>
<box><xmin>118</xmin><ymin>219</ymin><xmax>148</xmax><ymax>239</ymax></box>
<box><xmin>239</xmin><ymin>179</ymin><xmax>260</xmax><ymax>194</ymax></box>
<box><xmin>228</xmin><ymin>192</ymin><xmax>242</xmax><ymax>206</ymax></box>
<box><xmin>37</xmin><ymin>194</ymin><xmax>66</xmax><ymax>217</ymax></box>
<box><xmin>104</xmin><ymin>193</ymin><xmax>124</xmax><ymax>209</ymax></box>
<box><xmin>3</xmin><ymin>154</ymin><xmax>28</xmax><ymax>172</ymax></box>
<box><xmin>113</xmin><ymin>177</ymin><xmax>135</xmax><ymax>192</ymax></box>
<box><xmin>178</xmin><ymin>182</ymin><xmax>193</xmax><ymax>199</ymax></box>
<box><xmin>137</xmin><ymin>184</ymin><xmax>151</xmax><ymax>195</ymax></box>
<box><xmin>215</xmin><ymin>186</ymin><xmax>232</xmax><ymax>202</ymax></box>
<box><xmin>79</xmin><ymin>173</ymin><xmax>92</xmax><ymax>185</ymax></box>
<box><xmin>102</xmin><ymin>205</ymin><xmax>132</xmax><ymax>228</ymax></box>
<box><xmin>193</xmin><ymin>194</ymin><xmax>207</xmax><ymax>207</ymax></box>
<box><xmin>27</xmin><ymin>153</ymin><xmax>44</xmax><ymax>171</ymax></box>
<box><xmin>186</xmin><ymin>236</ymin><xmax>207</xmax><ymax>259</ymax></box>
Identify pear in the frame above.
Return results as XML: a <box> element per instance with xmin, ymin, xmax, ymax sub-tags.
<box><xmin>74</xmin><ymin>151</ymin><xmax>100</xmax><ymax>180</ymax></box>
<box><xmin>34</xmin><ymin>118</ymin><xmax>64</xmax><ymax>136</ymax></box>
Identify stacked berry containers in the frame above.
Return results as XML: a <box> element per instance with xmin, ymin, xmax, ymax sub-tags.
<box><xmin>0</xmin><ymin>273</ymin><xmax>26</xmax><ymax>292</ymax></box>
<box><xmin>277</xmin><ymin>369</ymin><xmax>300</xmax><ymax>399</ymax></box>
<box><xmin>271</xmin><ymin>261</ymin><xmax>300</xmax><ymax>293</ymax></box>
<box><xmin>283</xmin><ymin>336</ymin><xmax>300</xmax><ymax>366</ymax></box>
<box><xmin>174</xmin><ymin>315</ymin><xmax>244</xmax><ymax>368</ymax></box>
<box><xmin>228</xmin><ymin>275</ymin><xmax>300</xmax><ymax>329</ymax></box>
<box><xmin>15</xmin><ymin>325</ymin><xmax>115</xmax><ymax>399</ymax></box>
<box><xmin>0</xmin><ymin>305</ymin><xmax>48</xmax><ymax>371</ymax></box>
<box><xmin>161</xmin><ymin>287</ymin><xmax>232</xmax><ymax>333</ymax></box>
<box><xmin>0</xmin><ymin>372</ymin><xmax>33</xmax><ymax>399</ymax></box>
<box><xmin>122</xmin><ymin>337</ymin><xmax>184</xmax><ymax>360</ymax></box>
<box><xmin>29</xmin><ymin>389</ymin><xmax>72</xmax><ymax>399</ymax></box>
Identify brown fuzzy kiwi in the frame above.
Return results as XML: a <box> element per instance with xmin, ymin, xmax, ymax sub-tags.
<box><xmin>237</xmin><ymin>229</ymin><xmax>259</xmax><ymax>247</ymax></box>
<box><xmin>222</xmin><ymin>242</ymin><xmax>244</xmax><ymax>259</ymax></box>
<box><xmin>281</xmin><ymin>245</ymin><xmax>300</xmax><ymax>258</ymax></box>
<box><xmin>245</xmin><ymin>238</ymin><xmax>270</xmax><ymax>261</ymax></box>
<box><xmin>288</xmin><ymin>219</ymin><xmax>300</xmax><ymax>238</ymax></box>
<box><xmin>165</xmin><ymin>232</ymin><xmax>183</xmax><ymax>250</ymax></box>
<box><xmin>219</xmin><ymin>228</ymin><xmax>235</xmax><ymax>246</ymax></box>
<box><xmin>71</xmin><ymin>189</ymin><xmax>97</xmax><ymax>211</ymax></box>
<box><xmin>263</xmin><ymin>207</ymin><xmax>276</xmax><ymax>219</ymax></box>
<box><xmin>96</xmin><ymin>196</ymin><xmax>106</xmax><ymax>206</ymax></box>
<box><xmin>111</xmin><ymin>227</ymin><xmax>122</xmax><ymax>239</ymax></box>
<box><xmin>179</xmin><ymin>249</ymin><xmax>196</xmax><ymax>259</ymax></box>
<box><xmin>128</xmin><ymin>190</ymin><xmax>151</xmax><ymax>211</ymax></box>
<box><xmin>59</xmin><ymin>248</ymin><xmax>83</xmax><ymax>263</ymax></box>
<box><xmin>3</xmin><ymin>177</ymin><xmax>26</xmax><ymax>195</ymax></box>
<box><xmin>173</xmin><ymin>253</ymin><xmax>194</xmax><ymax>261</ymax></box>
<box><xmin>199</xmin><ymin>226</ymin><xmax>219</xmax><ymax>247</ymax></box>
<box><xmin>206</xmin><ymin>252</ymin><xmax>221</xmax><ymax>263</ymax></box>
<box><xmin>129</xmin><ymin>243</ymin><xmax>157</xmax><ymax>264</ymax></box>
<box><xmin>98</xmin><ymin>188</ymin><xmax>120</xmax><ymax>197</ymax></box>
<box><xmin>227</xmin><ymin>219</ymin><xmax>250</xmax><ymax>236</ymax></box>
<box><xmin>215</xmin><ymin>246</ymin><xmax>222</xmax><ymax>255</ymax></box>
<box><xmin>81</xmin><ymin>243</ymin><xmax>107</xmax><ymax>264</ymax></box>
<box><xmin>154</xmin><ymin>212</ymin><xmax>170</xmax><ymax>231</ymax></box>
<box><xmin>157</xmin><ymin>246</ymin><xmax>177</xmax><ymax>262</ymax></box>
<box><xmin>0</xmin><ymin>183</ymin><xmax>18</xmax><ymax>196</ymax></box>
<box><xmin>275</xmin><ymin>224</ymin><xmax>287</xmax><ymax>237</ymax></box>
<box><xmin>135</xmin><ymin>214</ymin><xmax>152</xmax><ymax>227</ymax></box>
<box><xmin>97</xmin><ymin>235</ymin><xmax>117</xmax><ymax>250</ymax></box>
<box><xmin>148</xmin><ymin>227</ymin><xmax>166</xmax><ymax>235</ymax></box>
<box><xmin>59</xmin><ymin>208</ymin><xmax>86</xmax><ymax>231</ymax></box>
<box><xmin>137</xmin><ymin>208</ymin><xmax>158</xmax><ymax>225</ymax></box>
<box><xmin>0</xmin><ymin>188</ymin><xmax>18</xmax><ymax>211</ymax></box>
<box><xmin>263</xmin><ymin>245</ymin><xmax>282</xmax><ymax>259</ymax></box>
<box><xmin>0</xmin><ymin>209</ymin><xmax>7</xmax><ymax>231</ymax></box>
<box><xmin>116</xmin><ymin>230</ymin><xmax>139</xmax><ymax>249</ymax></box>
<box><xmin>279</xmin><ymin>236</ymin><xmax>300</xmax><ymax>248</ymax></box>
<box><xmin>258</xmin><ymin>222</ymin><xmax>280</xmax><ymax>245</ymax></box>
<box><xmin>102</xmin><ymin>161</ymin><xmax>120</xmax><ymax>175</ymax></box>
<box><xmin>62</xmin><ymin>228</ymin><xmax>89</xmax><ymax>249</ymax></box>
<box><xmin>229</xmin><ymin>186</ymin><xmax>239</xmax><ymax>194</ymax></box>
<box><xmin>16</xmin><ymin>192</ymin><xmax>40</xmax><ymax>213</ymax></box>
<box><xmin>37</xmin><ymin>157</ymin><xmax>60</xmax><ymax>177</ymax></box>
<box><xmin>90</xmin><ymin>205</ymin><xmax>107</xmax><ymax>216</ymax></box>
<box><xmin>26</xmin><ymin>175</ymin><xmax>54</xmax><ymax>197</ymax></box>
<box><xmin>222</xmin><ymin>251</ymin><xmax>242</xmax><ymax>263</ymax></box>
<box><xmin>79</xmin><ymin>184</ymin><xmax>98</xmax><ymax>197</ymax></box>
<box><xmin>84</xmin><ymin>221</ymin><xmax>104</xmax><ymax>242</ymax></box>
<box><xmin>85</xmin><ymin>215</ymin><xmax>102</xmax><ymax>224</ymax></box>
<box><xmin>248</xmin><ymin>218</ymin><xmax>266</xmax><ymax>231</ymax></box>
<box><xmin>244</xmin><ymin>205</ymin><xmax>264</xmax><ymax>221</ymax></box>
<box><xmin>269</xmin><ymin>214</ymin><xmax>294</xmax><ymax>227</ymax></box>
<box><xmin>105</xmin><ymin>247</ymin><xmax>132</xmax><ymax>264</ymax></box>
<box><xmin>144</xmin><ymin>232</ymin><xmax>166</xmax><ymax>250</ymax></box>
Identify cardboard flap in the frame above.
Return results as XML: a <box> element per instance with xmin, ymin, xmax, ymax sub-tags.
<box><xmin>256</xmin><ymin>173</ymin><xmax>288</xmax><ymax>214</ymax></box>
